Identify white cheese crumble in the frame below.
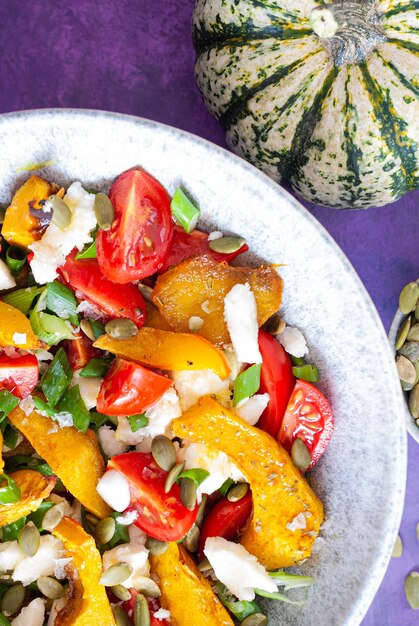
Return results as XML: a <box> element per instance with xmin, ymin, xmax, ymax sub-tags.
<box><xmin>13</xmin><ymin>535</ymin><xmax>65</xmax><ymax>585</ymax></box>
<box><xmin>0</xmin><ymin>541</ymin><xmax>22</xmax><ymax>572</ymax></box>
<box><xmin>278</xmin><ymin>326</ymin><xmax>308</xmax><ymax>358</ymax></box>
<box><xmin>224</xmin><ymin>283</ymin><xmax>262</xmax><ymax>364</ymax></box>
<box><xmin>128</xmin><ymin>524</ymin><xmax>147</xmax><ymax>546</ymax></box>
<box><xmin>204</xmin><ymin>537</ymin><xmax>277</xmax><ymax>601</ymax></box>
<box><xmin>207</xmin><ymin>230</ymin><xmax>223</xmax><ymax>241</ymax></box>
<box><xmin>12</xmin><ymin>332</ymin><xmax>27</xmax><ymax>345</ymax></box>
<box><xmin>171</xmin><ymin>369</ymin><xmax>230</xmax><ymax>411</ymax></box>
<box><xmin>102</xmin><ymin>543</ymin><xmax>149</xmax><ymax>589</ymax></box>
<box><xmin>53</xmin><ymin>557</ymin><xmax>73</xmax><ymax>580</ymax></box>
<box><xmin>53</xmin><ymin>411</ymin><xmax>74</xmax><ymax>428</ymax></box>
<box><xmin>97</xmin><ymin>469</ymin><xmax>131</xmax><ymax>512</ymax></box>
<box><xmin>0</xmin><ymin>258</ymin><xmax>16</xmax><ymax>290</ymax></box>
<box><xmin>154</xmin><ymin>608</ymin><xmax>171</xmax><ymax>620</ymax></box>
<box><xmin>29</xmin><ymin>182</ymin><xmax>96</xmax><ymax>284</ymax></box>
<box><xmin>188</xmin><ymin>315</ymin><xmax>204</xmax><ymax>332</ymax></box>
<box><xmin>19</xmin><ymin>396</ymin><xmax>35</xmax><ymax>416</ymax></box>
<box><xmin>178</xmin><ymin>443</ymin><xmax>245</xmax><ymax>496</ymax></box>
<box><xmin>98</xmin><ymin>425</ymin><xmax>129</xmax><ymax>457</ymax></box>
<box><xmin>11</xmin><ymin>598</ymin><xmax>45</xmax><ymax>626</ymax></box>
<box><xmin>71</xmin><ymin>371</ymin><xmax>102</xmax><ymax>410</ymax></box>
<box><xmin>234</xmin><ymin>393</ymin><xmax>270</xmax><ymax>426</ymax></box>
<box><xmin>116</xmin><ymin>510</ymin><xmax>138</xmax><ymax>526</ymax></box>
<box><xmin>286</xmin><ymin>512</ymin><xmax>307</xmax><ymax>533</ymax></box>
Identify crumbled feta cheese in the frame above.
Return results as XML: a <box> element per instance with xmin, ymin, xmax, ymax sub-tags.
<box><xmin>102</xmin><ymin>543</ymin><xmax>149</xmax><ymax>589</ymax></box>
<box><xmin>207</xmin><ymin>231</ymin><xmax>223</xmax><ymax>241</ymax></box>
<box><xmin>188</xmin><ymin>316</ymin><xmax>204</xmax><ymax>332</ymax></box>
<box><xmin>29</xmin><ymin>182</ymin><xmax>96</xmax><ymax>284</ymax></box>
<box><xmin>234</xmin><ymin>393</ymin><xmax>270</xmax><ymax>425</ymax></box>
<box><xmin>278</xmin><ymin>326</ymin><xmax>308</xmax><ymax>358</ymax></box>
<box><xmin>178</xmin><ymin>443</ymin><xmax>245</xmax><ymax>496</ymax></box>
<box><xmin>54</xmin><ymin>557</ymin><xmax>73</xmax><ymax>580</ymax></box>
<box><xmin>204</xmin><ymin>537</ymin><xmax>277</xmax><ymax>601</ymax></box>
<box><xmin>224</xmin><ymin>284</ymin><xmax>262</xmax><ymax>364</ymax></box>
<box><xmin>172</xmin><ymin>369</ymin><xmax>230</xmax><ymax>411</ymax></box>
<box><xmin>53</xmin><ymin>411</ymin><xmax>74</xmax><ymax>428</ymax></box>
<box><xmin>12</xmin><ymin>332</ymin><xmax>26</xmax><ymax>345</ymax></box>
<box><xmin>286</xmin><ymin>512</ymin><xmax>307</xmax><ymax>532</ymax></box>
<box><xmin>154</xmin><ymin>608</ymin><xmax>171</xmax><ymax>620</ymax></box>
<box><xmin>97</xmin><ymin>469</ymin><xmax>131</xmax><ymax>512</ymax></box>
<box><xmin>0</xmin><ymin>541</ymin><xmax>22</xmax><ymax>572</ymax></box>
<box><xmin>98</xmin><ymin>425</ymin><xmax>129</xmax><ymax>457</ymax></box>
<box><xmin>11</xmin><ymin>598</ymin><xmax>45</xmax><ymax>626</ymax></box>
<box><xmin>13</xmin><ymin>535</ymin><xmax>65</xmax><ymax>585</ymax></box>
<box><xmin>19</xmin><ymin>396</ymin><xmax>35</xmax><ymax>416</ymax></box>
<box><xmin>116</xmin><ymin>510</ymin><xmax>138</xmax><ymax>526</ymax></box>
<box><xmin>128</xmin><ymin>524</ymin><xmax>147</xmax><ymax>546</ymax></box>
<box><xmin>0</xmin><ymin>258</ymin><xmax>16</xmax><ymax>290</ymax></box>
<box><xmin>71</xmin><ymin>371</ymin><xmax>102</xmax><ymax>410</ymax></box>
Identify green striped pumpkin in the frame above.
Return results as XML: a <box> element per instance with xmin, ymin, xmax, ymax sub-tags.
<box><xmin>193</xmin><ymin>0</ymin><xmax>418</xmax><ymax>208</ymax></box>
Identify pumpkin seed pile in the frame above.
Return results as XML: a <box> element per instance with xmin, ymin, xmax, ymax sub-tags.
<box><xmin>395</xmin><ymin>280</ymin><xmax>419</xmax><ymax>424</ymax></box>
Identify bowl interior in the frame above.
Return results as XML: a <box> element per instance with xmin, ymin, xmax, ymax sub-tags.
<box><xmin>0</xmin><ymin>110</ymin><xmax>407</xmax><ymax>626</ymax></box>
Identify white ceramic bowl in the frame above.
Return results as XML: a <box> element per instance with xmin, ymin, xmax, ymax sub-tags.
<box><xmin>0</xmin><ymin>110</ymin><xmax>407</xmax><ymax>626</ymax></box>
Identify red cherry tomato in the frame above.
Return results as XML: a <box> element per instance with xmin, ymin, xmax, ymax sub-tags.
<box><xmin>159</xmin><ymin>225</ymin><xmax>249</xmax><ymax>273</ymax></box>
<box><xmin>60</xmin><ymin>252</ymin><xmax>145</xmax><ymax>327</ymax></box>
<box><xmin>197</xmin><ymin>491</ymin><xmax>253</xmax><ymax>560</ymax></box>
<box><xmin>109</xmin><ymin>452</ymin><xmax>197</xmax><ymax>541</ymax></box>
<box><xmin>123</xmin><ymin>590</ymin><xmax>169</xmax><ymax>626</ymax></box>
<box><xmin>96</xmin><ymin>358</ymin><xmax>172</xmax><ymax>416</ymax></box>
<box><xmin>257</xmin><ymin>330</ymin><xmax>295</xmax><ymax>437</ymax></box>
<box><xmin>278</xmin><ymin>380</ymin><xmax>334</xmax><ymax>470</ymax></box>
<box><xmin>97</xmin><ymin>167</ymin><xmax>173</xmax><ymax>284</ymax></box>
<box><xmin>0</xmin><ymin>353</ymin><xmax>38</xmax><ymax>399</ymax></box>
<box><xmin>63</xmin><ymin>332</ymin><xmax>100</xmax><ymax>371</ymax></box>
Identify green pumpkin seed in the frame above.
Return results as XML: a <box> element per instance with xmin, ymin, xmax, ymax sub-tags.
<box><xmin>184</xmin><ymin>525</ymin><xmax>200</xmax><ymax>553</ymax></box>
<box><xmin>395</xmin><ymin>316</ymin><xmax>411</xmax><ymax>351</ymax></box>
<box><xmin>405</xmin><ymin>571</ymin><xmax>419</xmax><ymax>609</ymax></box>
<box><xmin>399</xmin><ymin>282</ymin><xmax>419</xmax><ymax>315</ymax></box>
<box><xmin>197</xmin><ymin>557</ymin><xmax>212</xmax><ymax>572</ymax></box>
<box><xmin>99</xmin><ymin>562</ymin><xmax>133</xmax><ymax>586</ymax></box>
<box><xmin>151</xmin><ymin>435</ymin><xmax>176</xmax><ymax>472</ymax></box>
<box><xmin>407</xmin><ymin>323</ymin><xmax>419</xmax><ymax>342</ymax></box>
<box><xmin>262</xmin><ymin>313</ymin><xmax>286</xmax><ymax>336</ymax></box>
<box><xmin>105</xmin><ymin>318</ymin><xmax>138</xmax><ymax>340</ymax></box>
<box><xmin>80</xmin><ymin>318</ymin><xmax>95</xmax><ymax>341</ymax></box>
<box><xmin>94</xmin><ymin>193</ymin><xmax>114</xmax><ymax>230</ymax></box>
<box><xmin>49</xmin><ymin>195</ymin><xmax>73</xmax><ymax>229</ymax></box>
<box><xmin>392</xmin><ymin>534</ymin><xmax>403</xmax><ymax>558</ymax></box>
<box><xmin>409</xmin><ymin>383</ymin><xmax>419</xmax><ymax>418</ymax></box>
<box><xmin>85</xmin><ymin>512</ymin><xmax>100</xmax><ymax>528</ymax></box>
<box><xmin>415</xmin><ymin>305</ymin><xmax>419</xmax><ymax>322</ymax></box>
<box><xmin>396</xmin><ymin>356</ymin><xmax>417</xmax><ymax>386</ymax></box>
<box><xmin>164</xmin><ymin>461</ymin><xmax>185</xmax><ymax>493</ymax></box>
<box><xmin>208</xmin><ymin>236</ymin><xmax>246</xmax><ymax>254</ymax></box>
<box><xmin>138</xmin><ymin>283</ymin><xmax>153</xmax><ymax>302</ymax></box>
<box><xmin>1</xmin><ymin>583</ymin><xmax>25</xmax><ymax>616</ymax></box>
<box><xmin>94</xmin><ymin>517</ymin><xmax>116</xmax><ymax>545</ymax></box>
<box><xmin>291</xmin><ymin>438</ymin><xmax>311</xmax><ymax>472</ymax></box>
<box><xmin>399</xmin><ymin>341</ymin><xmax>419</xmax><ymax>362</ymax></box>
<box><xmin>180</xmin><ymin>477</ymin><xmax>197</xmax><ymax>511</ymax></box>
<box><xmin>241</xmin><ymin>614</ymin><xmax>268</xmax><ymax>626</ymax></box>
<box><xmin>227</xmin><ymin>482</ymin><xmax>249</xmax><ymax>502</ymax></box>
<box><xmin>18</xmin><ymin>522</ymin><xmax>40</xmax><ymax>557</ymax></box>
<box><xmin>134</xmin><ymin>593</ymin><xmax>150</xmax><ymax>626</ymax></box>
<box><xmin>113</xmin><ymin>605</ymin><xmax>132</xmax><ymax>626</ymax></box>
<box><xmin>42</xmin><ymin>503</ymin><xmax>65</xmax><ymax>530</ymax></box>
<box><xmin>145</xmin><ymin>537</ymin><xmax>169</xmax><ymax>556</ymax></box>
<box><xmin>195</xmin><ymin>495</ymin><xmax>207</xmax><ymax>529</ymax></box>
<box><xmin>111</xmin><ymin>584</ymin><xmax>131</xmax><ymax>601</ymax></box>
<box><xmin>134</xmin><ymin>576</ymin><xmax>161</xmax><ymax>598</ymax></box>
<box><xmin>37</xmin><ymin>576</ymin><xmax>65</xmax><ymax>600</ymax></box>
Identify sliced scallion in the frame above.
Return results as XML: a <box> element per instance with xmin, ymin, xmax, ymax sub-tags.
<box><xmin>88</xmin><ymin>319</ymin><xmax>105</xmax><ymax>339</ymax></box>
<box><xmin>0</xmin><ymin>390</ymin><xmax>19</xmax><ymax>416</ymax></box>
<box><xmin>178</xmin><ymin>468</ymin><xmax>210</xmax><ymax>488</ymax></box>
<box><xmin>2</xmin><ymin>422</ymin><xmax>19</xmax><ymax>450</ymax></box>
<box><xmin>6</xmin><ymin>247</ymin><xmax>27</xmax><ymax>274</ymax></box>
<box><xmin>219</xmin><ymin>478</ymin><xmax>234</xmax><ymax>497</ymax></box>
<box><xmin>57</xmin><ymin>385</ymin><xmax>90</xmax><ymax>432</ymax></box>
<box><xmin>79</xmin><ymin>358</ymin><xmax>112</xmax><ymax>378</ymax></box>
<box><xmin>268</xmin><ymin>570</ymin><xmax>315</xmax><ymax>590</ymax></box>
<box><xmin>33</xmin><ymin>396</ymin><xmax>55</xmax><ymax>418</ymax></box>
<box><xmin>30</xmin><ymin>292</ymin><xmax>74</xmax><ymax>345</ymax></box>
<box><xmin>291</xmin><ymin>356</ymin><xmax>306</xmax><ymax>366</ymax></box>
<box><xmin>0</xmin><ymin>473</ymin><xmax>21</xmax><ymax>505</ymax></box>
<box><xmin>2</xmin><ymin>517</ymin><xmax>26</xmax><ymax>542</ymax></box>
<box><xmin>28</xmin><ymin>501</ymin><xmax>55</xmax><ymax>529</ymax></box>
<box><xmin>2</xmin><ymin>286</ymin><xmax>44</xmax><ymax>315</ymax></box>
<box><xmin>291</xmin><ymin>364</ymin><xmax>319</xmax><ymax>383</ymax></box>
<box><xmin>254</xmin><ymin>588</ymin><xmax>305</xmax><ymax>606</ymax></box>
<box><xmin>46</xmin><ymin>281</ymin><xmax>79</xmax><ymax>326</ymax></box>
<box><xmin>215</xmin><ymin>582</ymin><xmax>264</xmax><ymax>621</ymax></box>
<box><xmin>170</xmin><ymin>188</ymin><xmax>200</xmax><ymax>233</ymax></box>
<box><xmin>40</xmin><ymin>347</ymin><xmax>73</xmax><ymax>407</ymax></box>
<box><xmin>127</xmin><ymin>413</ymin><xmax>148</xmax><ymax>432</ymax></box>
<box><xmin>233</xmin><ymin>364</ymin><xmax>261</xmax><ymax>406</ymax></box>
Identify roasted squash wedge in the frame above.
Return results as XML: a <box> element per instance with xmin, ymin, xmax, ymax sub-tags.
<box><xmin>0</xmin><ymin>301</ymin><xmax>46</xmax><ymax>350</ymax></box>
<box><xmin>173</xmin><ymin>396</ymin><xmax>324</xmax><ymax>569</ymax></box>
<box><xmin>0</xmin><ymin>470</ymin><xmax>56</xmax><ymax>527</ymax></box>
<box><xmin>150</xmin><ymin>542</ymin><xmax>234</xmax><ymax>626</ymax></box>
<box><xmin>152</xmin><ymin>255</ymin><xmax>282</xmax><ymax>345</ymax></box>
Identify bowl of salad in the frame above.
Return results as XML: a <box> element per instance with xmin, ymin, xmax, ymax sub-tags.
<box><xmin>0</xmin><ymin>109</ymin><xmax>406</xmax><ymax>626</ymax></box>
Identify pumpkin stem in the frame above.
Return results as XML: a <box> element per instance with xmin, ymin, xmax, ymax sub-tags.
<box><xmin>310</xmin><ymin>1</ymin><xmax>386</xmax><ymax>66</ymax></box>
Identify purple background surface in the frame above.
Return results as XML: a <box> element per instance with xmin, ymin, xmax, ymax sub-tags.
<box><xmin>0</xmin><ymin>1</ymin><xmax>418</xmax><ymax>624</ymax></box>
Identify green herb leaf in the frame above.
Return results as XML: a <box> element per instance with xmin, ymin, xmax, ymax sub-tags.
<box><xmin>0</xmin><ymin>390</ymin><xmax>19</xmax><ymax>416</ymax></box>
<box><xmin>33</xmin><ymin>396</ymin><xmax>56</xmax><ymax>418</ymax></box>
<box><xmin>88</xmin><ymin>319</ymin><xmax>105</xmax><ymax>339</ymax></box>
<box><xmin>291</xmin><ymin>356</ymin><xmax>306</xmax><ymax>366</ymax></box>
<box><xmin>89</xmin><ymin>411</ymin><xmax>112</xmax><ymax>431</ymax></box>
<box><xmin>79</xmin><ymin>358</ymin><xmax>112</xmax><ymax>378</ymax></box>
<box><xmin>291</xmin><ymin>364</ymin><xmax>319</xmax><ymax>383</ymax></box>
<box><xmin>233</xmin><ymin>364</ymin><xmax>261</xmax><ymax>406</ymax></box>
<box><xmin>127</xmin><ymin>413</ymin><xmax>148</xmax><ymax>433</ymax></box>
<box><xmin>268</xmin><ymin>570</ymin><xmax>315</xmax><ymax>591</ymax></box>
<box><xmin>219</xmin><ymin>478</ymin><xmax>234</xmax><ymax>497</ymax></box>
<box><xmin>178</xmin><ymin>468</ymin><xmax>210</xmax><ymax>488</ymax></box>
<box><xmin>2</xmin><ymin>517</ymin><xmax>26</xmax><ymax>541</ymax></box>
<box><xmin>46</xmin><ymin>281</ymin><xmax>79</xmax><ymax>326</ymax></box>
<box><xmin>2</xmin><ymin>422</ymin><xmax>19</xmax><ymax>450</ymax></box>
<box><xmin>75</xmin><ymin>228</ymin><xmax>98</xmax><ymax>260</ymax></box>
<box><xmin>215</xmin><ymin>582</ymin><xmax>264</xmax><ymax>621</ymax></box>
<box><xmin>28</xmin><ymin>501</ymin><xmax>55</xmax><ymax>530</ymax></box>
<box><xmin>0</xmin><ymin>473</ymin><xmax>21</xmax><ymax>505</ymax></box>
<box><xmin>2</xmin><ymin>286</ymin><xmax>45</xmax><ymax>315</ymax></box>
<box><xmin>171</xmin><ymin>188</ymin><xmax>200</xmax><ymax>233</ymax></box>
<box><xmin>254</xmin><ymin>588</ymin><xmax>305</xmax><ymax>606</ymax></box>
<box><xmin>57</xmin><ymin>385</ymin><xmax>90</xmax><ymax>432</ymax></box>
<box><xmin>41</xmin><ymin>347</ymin><xmax>73</xmax><ymax>407</ymax></box>
<box><xmin>5</xmin><ymin>246</ymin><xmax>27</xmax><ymax>275</ymax></box>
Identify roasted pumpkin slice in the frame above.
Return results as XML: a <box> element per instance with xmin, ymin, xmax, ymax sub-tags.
<box><xmin>8</xmin><ymin>405</ymin><xmax>111</xmax><ymax>519</ymax></box>
<box><xmin>52</xmin><ymin>517</ymin><xmax>115</xmax><ymax>626</ymax></box>
<box><xmin>152</xmin><ymin>255</ymin><xmax>282</xmax><ymax>345</ymax></box>
<box><xmin>144</xmin><ymin>301</ymin><xmax>173</xmax><ymax>331</ymax></box>
<box><xmin>150</xmin><ymin>542</ymin><xmax>234</xmax><ymax>626</ymax></box>
<box><xmin>173</xmin><ymin>396</ymin><xmax>324</xmax><ymax>569</ymax></box>
<box><xmin>2</xmin><ymin>175</ymin><xmax>58</xmax><ymax>248</ymax></box>
<box><xmin>0</xmin><ymin>301</ymin><xmax>46</xmax><ymax>350</ymax></box>
<box><xmin>0</xmin><ymin>470</ymin><xmax>56</xmax><ymax>527</ymax></box>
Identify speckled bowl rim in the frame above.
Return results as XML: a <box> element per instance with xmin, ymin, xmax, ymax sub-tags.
<box><xmin>0</xmin><ymin>108</ymin><xmax>407</xmax><ymax>626</ymax></box>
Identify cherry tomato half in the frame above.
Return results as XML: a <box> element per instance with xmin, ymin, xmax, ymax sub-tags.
<box><xmin>60</xmin><ymin>252</ymin><xmax>145</xmax><ymax>327</ymax></box>
<box><xmin>96</xmin><ymin>358</ymin><xmax>172</xmax><ymax>416</ymax></box>
<box><xmin>197</xmin><ymin>491</ymin><xmax>253</xmax><ymax>560</ymax></box>
<box><xmin>97</xmin><ymin>167</ymin><xmax>173</xmax><ymax>284</ymax></box>
<box><xmin>109</xmin><ymin>452</ymin><xmax>197</xmax><ymax>542</ymax></box>
<box><xmin>159</xmin><ymin>225</ymin><xmax>249</xmax><ymax>273</ymax></box>
<box><xmin>0</xmin><ymin>353</ymin><xmax>38</xmax><ymax>399</ymax></box>
<box><xmin>63</xmin><ymin>332</ymin><xmax>100</xmax><ymax>371</ymax></box>
<box><xmin>278</xmin><ymin>380</ymin><xmax>334</xmax><ymax>470</ymax></box>
<box><xmin>257</xmin><ymin>330</ymin><xmax>295</xmax><ymax>437</ymax></box>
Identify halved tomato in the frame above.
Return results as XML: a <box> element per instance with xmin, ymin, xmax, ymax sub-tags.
<box><xmin>97</xmin><ymin>168</ymin><xmax>173</xmax><ymax>284</ymax></box>
<box><xmin>0</xmin><ymin>352</ymin><xmax>38</xmax><ymax>399</ymax></box>
<box><xmin>63</xmin><ymin>332</ymin><xmax>100</xmax><ymax>371</ymax></box>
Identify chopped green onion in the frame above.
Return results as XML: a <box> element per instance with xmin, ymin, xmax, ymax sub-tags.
<box><xmin>0</xmin><ymin>614</ymin><xmax>11</xmax><ymax>626</ymax></box>
<box><xmin>28</xmin><ymin>501</ymin><xmax>55</xmax><ymax>530</ymax></box>
<box><xmin>30</xmin><ymin>292</ymin><xmax>74</xmax><ymax>345</ymax></box>
<box><xmin>16</xmin><ymin>160</ymin><xmax>56</xmax><ymax>172</ymax></box>
<box><xmin>127</xmin><ymin>413</ymin><xmax>149</xmax><ymax>433</ymax></box>
<box><xmin>233</xmin><ymin>364</ymin><xmax>261</xmax><ymax>406</ymax></box>
<box><xmin>2</xmin><ymin>517</ymin><xmax>26</xmax><ymax>541</ymax></box>
<box><xmin>0</xmin><ymin>390</ymin><xmax>19</xmax><ymax>416</ymax></box>
<box><xmin>88</xmin><ymin>319</ymin><xmax>105</xmax><ymax>339</ymax></box>
<box><xmin>291</xmin><ymin>364</ymin><xmax>319</xmax><ymax>383</ymax></box>
<box><xmin>170</xmin><ymin>188</ymin><xmax>200</xmax><ymax>233</ymax></box>
<box><xmin>215</xmin><ymin>582</ymin><xmax>264</xmax><ymax>621</ymax></box>
<box><xmin>178</xmin><ymin>468</ymin><xmax>210</xmax><ymax>488</ymax></box>
<box><xmin>2</xmin><ymin>421</ymin><xmax>19</xmax><ymax>450</ymax></box>
<box><xmin>40</xmin><ymin>347</ymin><xmax>73</xmax><ymax>407</ymax></box>
<box><xmin>0</xmin><ymin>473</ymin><xmax>21</xmax><ymax>504</ymax></box>
<box><xmin>268</xmin><ymin>570</ymin><xmax>315</xmax><ymax>591</ymax></box>
<box><xmin>2</xmin><ymin>286</ymin><xmax>44</xmax><ymax>315</ymax></box>
<box><xmin>219</xmin><ymin>478</ymin><xmax>234</xmax><ymax>497</ymax></box>
<box><xmin>89</xmin><ymin>411</ymin><xmax>112</xmax><ymax>431</ymax></box>
<box><xmin>33</xmin><ymin>396</ymin><xmax>55</xmax><ymax>418</ymax></box>
<box><xmin>57</xmin><ymin>385</ymin><xmax>90</xmax><ymax>432</ymax></box>
<box><xmin>75</xmin><ymin>233</ymin><xmax>97</xmax><ymax>260</ymax></box>
<box><xmin>6</xmin><ymin>246</ymin><xmax>27</xmax><ymax>274</ymax></box>
<box><xmin>46</xmin><ymin>281</ymin><xmax>79</xmax><ymax>326</ymax></box>
<box><xmin>107</xmin><ymin>512</ymin><xmax>130</xmax><ymax>549</ymax></box>
<box><xmin>291</xmin><ymin>356</ymin><xmax>306</xmax><ymax>366</ymax></box>
<box><xmin>79</xmin><ymin>358</ymin><xmax>112</xmax><ymax>378</ymax></box>
<box><xmin>254</xmin><ymin>588</ymin><xmax>305</xmax><ymax>606</ymax></box>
